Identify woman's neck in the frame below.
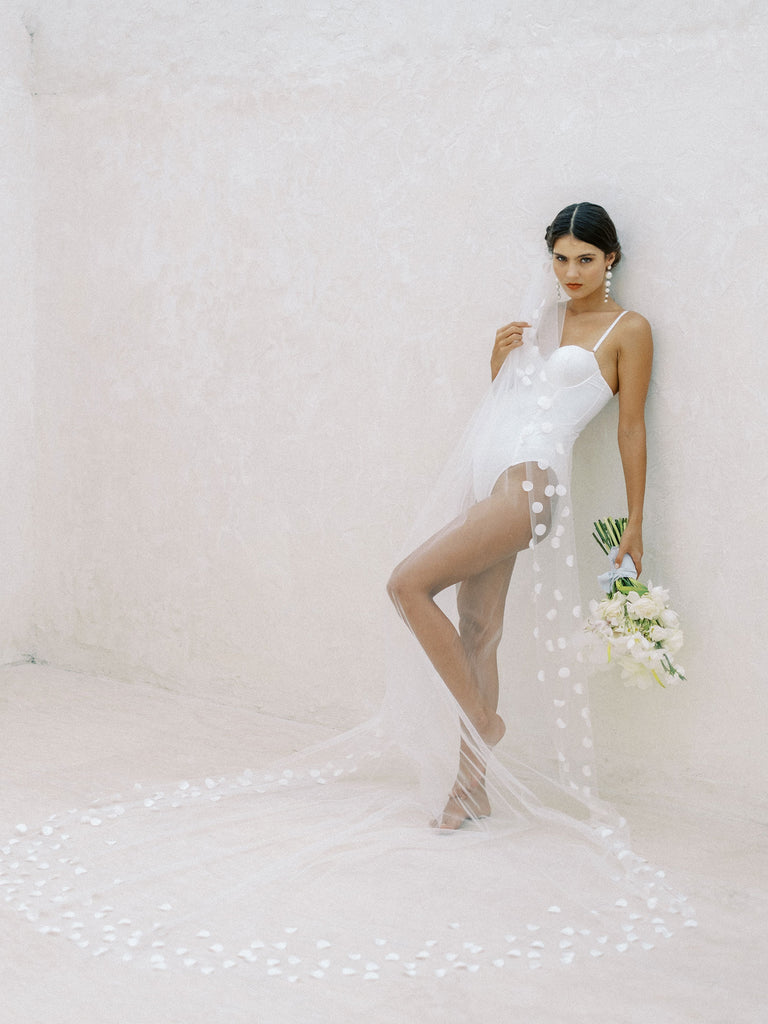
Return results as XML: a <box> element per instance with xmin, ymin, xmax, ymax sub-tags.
<box><xmin>566</xmin><ymin>295</ymin><xmax>621</xmax><ymax>315</ymax></box>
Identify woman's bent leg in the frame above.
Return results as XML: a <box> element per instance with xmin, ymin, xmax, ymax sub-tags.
<box><xmin>457</xmin><ymin>555</ymin><xmax>516</xmax><ymax>715</ymax></box>
<box><xmin>387</xmin><ymin>466</ymin><xmax>535</xmax><ymax>745</ymax></box>
<box><xmin>429</xmin><ymin>556</ymin><xmax>517</xmax><ymax>827</ymax></box>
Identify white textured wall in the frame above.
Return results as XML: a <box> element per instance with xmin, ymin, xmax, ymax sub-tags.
<box><xmin>13</xmin><ymin>1</ymin><xmax>768</xmax><ymax>793</ymax></box>
<box><xmin>0</xmin><ymin>8</ymin><xmax>36</xmax><ymax>662</ymax></box>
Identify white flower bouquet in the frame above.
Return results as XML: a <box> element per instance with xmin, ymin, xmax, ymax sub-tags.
<box><xmin>585</xmin><ymin>517</ymin><xmax>686</xmax><ymax>688</ymax></box>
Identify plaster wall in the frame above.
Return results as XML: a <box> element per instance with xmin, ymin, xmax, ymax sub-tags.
<box><xmin>0</xmin><ymin>7</ymin><xmax>36</xmax><ymax>662</ymax></box>
<box><xmin>12</xmin><ymin>1</ymin><xmax>768</xmax><ymax>794</ymax></box>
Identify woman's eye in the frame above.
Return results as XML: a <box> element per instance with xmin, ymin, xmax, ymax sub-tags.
<box><xmin>580</xmin><ymin>257</ymin><xmax>592</xmax><ymax>264</ymax></box>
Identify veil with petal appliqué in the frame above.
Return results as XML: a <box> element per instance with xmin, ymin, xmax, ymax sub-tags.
<box><xmin>1</xmin><ymin>261</ymin><xmax>695</xmax><ymax>982</ymax></box>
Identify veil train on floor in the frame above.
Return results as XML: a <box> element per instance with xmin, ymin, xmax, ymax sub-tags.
<box><xmin>1</xmin><ymin>262</ymin><xmax>696</xmax><ymax>980</ymax></box>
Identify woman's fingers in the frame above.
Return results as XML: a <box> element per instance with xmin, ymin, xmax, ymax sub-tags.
<box><xmin>494</xmin><ymin>321</ymin><xmax>531</xmax><ymax>350</ymax></box>
<box><xmin>615</xmin><ymin>541</ymin><xmax>642</xmax><ymax>577</ymax></box>
<box><xmin>491</xmin><ymin>321</ymin><xmax>532</xmax><ymax>378</ymax></box>
<box><xmin>496</xmin><ymin>321</ymin><xmax>531</xmax><ymax>336</ymax></box>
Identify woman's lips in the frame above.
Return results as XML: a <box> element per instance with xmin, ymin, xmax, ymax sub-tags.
<box><xmin>566</xmin><ymin>283</ymin><xmax>582</xmax><ymax>290</ymax></box>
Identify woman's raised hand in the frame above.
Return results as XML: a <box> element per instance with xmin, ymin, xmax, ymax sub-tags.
<box><xmin>491</xmin><ymin>321</ymin><xmax>530</xmax><ymax>380</ymax></box>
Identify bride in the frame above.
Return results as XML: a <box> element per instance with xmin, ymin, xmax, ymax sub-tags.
<box><xmin>388</xmin><ymin>201</ymin><xmax>652</xmax><ymax>829</ymax></box>
<box><xmin>2</xmin><ymin>203</ymin><xmax>694</xmax><ymax>980</ymax></box>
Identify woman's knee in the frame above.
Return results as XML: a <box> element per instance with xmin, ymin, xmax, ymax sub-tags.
<box><xmin>387</xmin><ymin>559</ymin><xmax>427</xmax><ymax>618</ymax></box>
<box><xmin>386</xmin><ymin>561</ymin><xmax>410</xmax><ymax>611</ymax></box>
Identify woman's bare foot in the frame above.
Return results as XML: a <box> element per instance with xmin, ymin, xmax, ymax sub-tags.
<box><xmin>432</xmin><ymin>778</ymin><xmax>491</xmax><ymax>830</ymax></box>
<box><xmin>429</xmin><ymin>713</ymin><xmax>504</xmax><ymax>830</ymax></box>
<box><xmin>431</xmin><ymin>732</ymin><xmax>495</xmax><ymax>829</ymax></box>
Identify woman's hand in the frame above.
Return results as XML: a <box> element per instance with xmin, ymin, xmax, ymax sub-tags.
<box><xmin>615</xmin><ymin>522</ymin><xmax>643</xmax><ymax>578</ymax></box>
<box><xmin>491</xmin><ymin>321</ymin><xmax>530</xmax><ymax>380</ymax></box>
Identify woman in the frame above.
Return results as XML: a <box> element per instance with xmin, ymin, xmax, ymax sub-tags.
<box><xmin>5</xmin><ymin>204</ymin><xmax>691</xmax><ymax>980</ymax></box>
<box><xmin>388</xmin><ymin>202</ymin><xmax>653</xmax><ymax>829</ymax></box>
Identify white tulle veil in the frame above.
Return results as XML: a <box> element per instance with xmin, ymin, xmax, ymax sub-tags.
<box><xmin>0</xmin><ymin>258</ymin><xmax>695</xmax><ymax>980</ymax></box>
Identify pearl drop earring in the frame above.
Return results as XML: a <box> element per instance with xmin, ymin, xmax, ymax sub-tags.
<box><xmin>604</xmin><ymin>266</ymin><xmax>613</xmax><ymax>303</ymax></box>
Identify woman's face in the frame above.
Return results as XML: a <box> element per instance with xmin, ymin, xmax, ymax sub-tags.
<box><xmin>551</xmin><ymin>234</ymin><xmax>614</xmax><ymax>301</ymax></box>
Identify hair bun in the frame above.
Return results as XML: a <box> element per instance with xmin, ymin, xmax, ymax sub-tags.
<box><xmin>545</xmin><ymin>203</ymin><xmax>621</xmax><ymax>265</ymax></box>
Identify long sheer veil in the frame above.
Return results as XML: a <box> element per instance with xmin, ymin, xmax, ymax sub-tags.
<box><xmin>1</xmin><ymin>260</ymin><xmax>695</xmax><ymax>980</ymax></box>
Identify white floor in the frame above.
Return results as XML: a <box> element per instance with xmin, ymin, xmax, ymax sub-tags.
<box><xmin>1</xmin><ymin>663</ymin><xmax>765</xmax><ymax>1024</ymax></box>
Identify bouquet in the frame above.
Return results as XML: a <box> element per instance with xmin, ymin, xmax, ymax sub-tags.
<box><xmin>585</xmin><ymin>517</ymin><xmax>686</xmax><ymax>688</ymax></box>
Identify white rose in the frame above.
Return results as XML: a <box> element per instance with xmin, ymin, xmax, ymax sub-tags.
<box><xmin>664</xmin><ymin>628</ymin><xmax>684</xmax><ymax>653</ymax></box>
<box><xmin>660</xmin><ymin>607</ymin><xmax>680</xmax><ymax>628</ymax></box>
<box><xmin>626</xmin><ymin>592</ymin><xmax>662</xmax><ymax>621</ymax></box>
<box><xmin>649</xmin><ymin>624</ymin><xmax>673</xmax><ymax>643</ymax></box>
<box><xmin>620</xmin><ymin>661</ymin><xmax>653</xmax><ymax>689</ymax></box>
<box><xmin>601</xmin><ymin>592</ymin><xmax>627</xmax><ymax>627</ymax></box>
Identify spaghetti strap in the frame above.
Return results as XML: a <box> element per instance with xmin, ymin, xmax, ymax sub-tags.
<box><xmin>592</xmin><ymin>310</ymin><xmax>629</xmax><ymax>352</ymax></box>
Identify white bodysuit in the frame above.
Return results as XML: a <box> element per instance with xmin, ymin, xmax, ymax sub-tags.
<box><xmin>472</xmin><ymin>309</ymin><xmax>628</xmax><ymax>501</ymax></box>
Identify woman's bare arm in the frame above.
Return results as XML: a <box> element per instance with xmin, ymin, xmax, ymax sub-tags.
<box><xmin>614</xmin><ymin>314</ymin><xmax>653</xmax><ymax>575</ymax></box>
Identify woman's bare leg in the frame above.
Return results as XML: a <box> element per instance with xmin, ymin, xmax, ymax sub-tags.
<box><xmin>427</xmin><ymin>556</ymin><xmax>515</xmax><ymax>828</ymax></box>
<box><xmin>434</xmin><ymin>555</ymin><xmax>516</xmax><ymax>826</ymax></box>
<box><xmin>457</xmin><ymin>554</ymin><xmax>516</xmax><ymax>719</ymax></box>
<box><xmin>387</xmin><ymin>465</ymin><xmax>543</xmax><ymax>821</ymax></box>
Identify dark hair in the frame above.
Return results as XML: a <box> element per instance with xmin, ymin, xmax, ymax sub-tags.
<box><xmin>545</xmin><ymin>202</ymin><xmax>622</xmax><ymax>267</ymax></box>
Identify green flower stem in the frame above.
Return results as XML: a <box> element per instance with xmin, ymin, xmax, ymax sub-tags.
<box><xmin>615</xmin><ymin>580</ymin><xmax>649</xmax><ymax>597</ymax></box>
<box><xmin>592</xmin><ymin>516</ymin><xmax>628</xmax><ymax>556</ymax></box>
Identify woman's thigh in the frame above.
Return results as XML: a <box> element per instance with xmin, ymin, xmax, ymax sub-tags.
<box><xmin>392</xmin><ymin>463</ymin><xmax>541</xmax><ymax>599</ymax></box>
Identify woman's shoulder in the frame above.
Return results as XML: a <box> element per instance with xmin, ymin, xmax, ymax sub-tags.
<box><xmin>613</xmin><ymin>310</ymin><xmax>653</xmax><ymax>380</ymax></box>
<box><xmin>617</xmin><ymin>308</ymin><xmax>650</xmax><ymax>329</ymax></box>
<box><xmin>616</xmin><ymin>309</ymin><xmax>653</xmax><ymax>345</ymax></box>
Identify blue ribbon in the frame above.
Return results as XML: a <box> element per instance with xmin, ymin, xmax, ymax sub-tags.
<box><xmin>597</xmin><ymin>547</ymin><xmax>638</xmax><ymax>594</ymax></box>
